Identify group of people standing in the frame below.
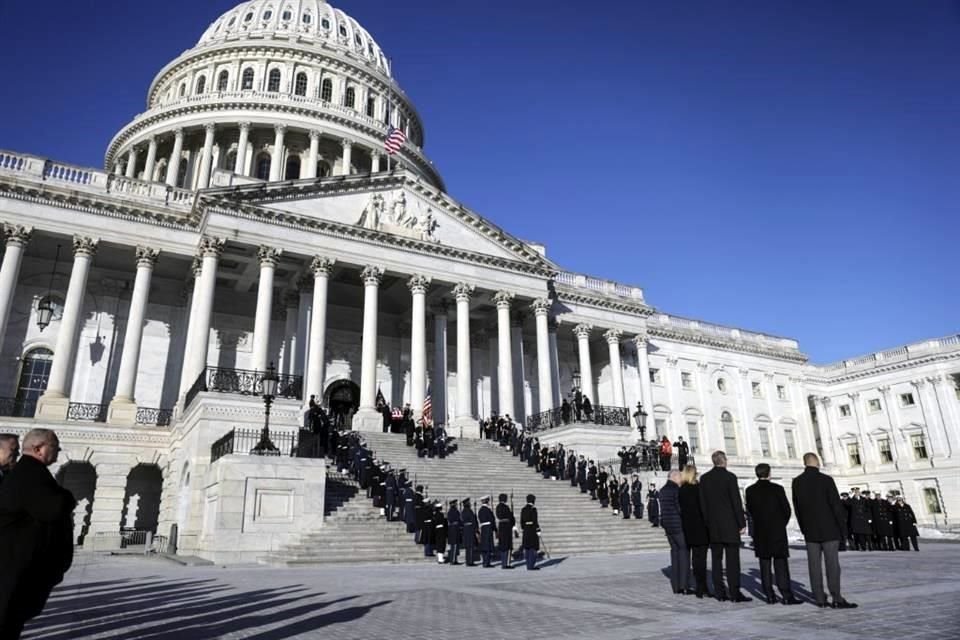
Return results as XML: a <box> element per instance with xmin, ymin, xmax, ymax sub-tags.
<box><xmin>841</xmin><ymin>488</ymin><xmax>919</xmax><ymax>552</ymax></box>
<box><xmin>660</xmin><ymin>450</ymin><xmax>859</xmax><ymax>609</ymax></box>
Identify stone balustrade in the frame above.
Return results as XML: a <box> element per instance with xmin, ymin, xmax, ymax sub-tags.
<box><xmin>554</xmin><ymin>269</ymin><xmax>645</xmax><ymax>302</ymax></box>
<box><xmin>818</xmin><ymin>333</ymin><xmax>960</xmax><ymax>374</ymax></box>
<box><xmin>647</xmin><ymin>313</ymin><xmax>802</xmax><ymax>353</ymax></box>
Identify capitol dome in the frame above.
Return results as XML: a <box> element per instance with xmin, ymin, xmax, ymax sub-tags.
<box><xmin>105</xmin><ymin>0</ymin><xmax>442</xmax><ymax>192</ymax></box>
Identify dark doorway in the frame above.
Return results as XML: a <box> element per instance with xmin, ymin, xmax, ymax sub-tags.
<box><xmin>56</xmin><ymin>461</ymin><xmax>97</xmax><ymax>545</ymax></box>
<box><xmin>121</xmin><ymin>464</ymin><xmax>163</xmax><ymax>534</ymax></box>
<box><xmin>324</xmin><ymin>379</ymin><xmax>360</xmax><ymax>430</ymax></box>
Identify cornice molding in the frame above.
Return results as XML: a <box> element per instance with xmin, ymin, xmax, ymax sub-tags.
<box><xmin>802</xmin><ymin>350</ymin><xmax>960</xmax><ymax>385</ymax></box>
<box><xmin>553</xmin><ymin>288</ymin><xmax>654</xmax><ymax>316</ymax></box>
<box><xmin>647</xmin><ymin>326</ymin><xmax>808</xmax><ymax>363</ymax></box>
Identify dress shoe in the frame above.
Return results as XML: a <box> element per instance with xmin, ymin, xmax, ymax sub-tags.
<box><xmin>730</xmin><ymin>592</ymin><xmax>753</xmax><ymax>603</ymax></box>
<box><xmin>715</xmin><ymin>594</ymin><xmax>729</xmax><ymax>602</ymax></box>
<box><xmin>781</xmin><ymin>596</ymin><xmax>803</xmax><ymax>606</ymax></box>
<box><xmin>694</xmin><ymin>591</ymin><xmax>705</xmax><ymax>599</ymax></box>
<box><xmin>833</xmin><ymin>599</ymin><xmax>858</xmax><ymax>609</ymax></box>
<box><xmin>765</xmin><ymin>595</ymin><xmax>779</xmax><ymax>605</ymax></box>
<box><xmin>815</xmin><ymin>601</ymin><xmax>833</xmax><ymax>609</ymax></box>
<box><xmin>682</xmin><ymin>589</ymin><xmax>697</xmax><ymax>596</ymax></box>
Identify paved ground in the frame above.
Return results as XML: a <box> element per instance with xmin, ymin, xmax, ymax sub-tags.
<box><xmin>23</xmin><ymin>543</ymin><xmax>960</xmax><ymax>640</ymax></box>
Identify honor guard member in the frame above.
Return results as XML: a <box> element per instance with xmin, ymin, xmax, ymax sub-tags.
<box><xmin>414</xmin><ymin>485</ymin><xmax>427</xmax><ymax>544</ymax></box>
<box><xmin>647</xmin><ymin>483</ymin><xmax>661</xmax><ymax>527</ymax></box>
<box><xmin>894</xmin><ymin>496</ymin><xmax>919</xmax><ymax>551</ymax></box>
<box><xmin>385</xmin><ymin>470</ymin><xmax>397</xmax><ymax>521</ymax></box>
<box><xmin>577</xmin><ymin>456</ymin><xmax>587</xmax><ymax>492</ymax></box>
<box><xmin>495</xmin><ymin>493</ymin><xmax>516</xmax><ymax>569</ymax></box>
<box><xmin>568</xmin><ymin>452</ymin><xmax>577</xmax><ymax>486</ymax></box>
<box><xmin>587</xmin><ymin>461</ymin><xmax>598</xmax><ymax>500</ymax></box>
<box><xmin>403</xmin><ymin>483</ymin><xmax>416</xmax><ymax>533</ymax></box>
<box><xmin>848</xmin><ymin>488</ymin><xmax>873</xmax><ymax>551</ymax></box>
<box><xmin>478</xmin><ymin>496</ymin><xmax>496</xmax><ymax>567</ymax></box>
<box><xmin>520</xmin><ymin>494</ymin><xmax>542</xmax><ymax>570</ymax></box>
<box><xmin>446</xmin><ymin>499</ymin><xmax>463</xmax><ymax>565</ymax></box>
<box><xmin>619</xmin><ymin>480</ymin><xmax>631</xmax><ymax>519</ymax></box>
<box><xmin>422</xmin><ymin>501</ymin><xmax>435</xmax><ymax>557</ymax></box>
<box><xmin>461</xmin><ymin>498</ymin><xmax>478</xmax><ymax>566</ymax></box>
<box><xmin>631</xmin><ymin>475</ymin><xmax>644</xmax><ymax>519</ymax></box>
<box><xmin>597</xmin><ymin>467</ymin><xmax>609</xmax><ymax>507</ymax></box>
<box><xmin>433</xmin><ymin>502</ymin><xmax>448</xmax><ymax>564</ymax></box>
<box><xmin>610</xmin><ymin>476</ymin><xmax>620</xmax><ymax>515</ymax></box>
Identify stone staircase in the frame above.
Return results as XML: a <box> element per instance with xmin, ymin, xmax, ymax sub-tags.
<box><xmin>266</xmin><ymin>431</ymin><xmax>670</xmax><ymax>565</ymax></box>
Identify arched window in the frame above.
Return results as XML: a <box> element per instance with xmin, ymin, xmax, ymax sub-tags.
<box><xmin>241</xmin><ymin>68</ymin><xmax>255</xmax><ymax>90</ymax></box>
<box><xmin>14</xmin><ymin>347</ymin><xmax>53</xmax><ymax>416</ymax></box>
<box><xmin>721</xmin><ymin>411</ymin><xmax>738</xmax><ymax>456</ymax></box>
<box><xmin>195</xmin><ymin>76</ymin><xmax>206</xmax><ymax>94</ymax></box>
<box><xmin>282</xmin><ymin>9</ymin><xmax>292</xmax><ymax>21</ymax></box>
<box><xmin>339</xmin><ymin>24</ymin><xmax>347</xmax><ymax>36</ymax></box>
<box><xmin>366</xmin><ymin>96</ymin><xmax>375</xmax><ymax>117</ymax></box>
<box><xmin>255</xmin><ymin>153</ymin><xmax>271</xmax><ymax>180</ymax></box>
<box><xmin>303</xmin><ymin>12</ymin><xmax>312</xmax><ymax>24</ymax></box>
<box><xmin>244</xmin><ymin>11</ymin><xmax>254</xmax><ymax>22</ymax></box>
<box><xmin>217</xmin><ymin>70</ymin><xmax>229</xmax><ymax>91</ymax></box>
<box><xmin>285</xmin><ymin>156</ymin><xmax>301</xmax><ymax>180</ymax></box>
<box><xmin>263</xmin><ymin>9</ymin><xmax>273</xmax><ymax>21</ymax></box>
<box><xmin>294</xmin><ymin>72</ymin><xmax>308</xmax><ymax>96</ymax></box>
<box><xmin>321</xmin><ymin>18</ymin><xmax>331</xmax><ymax>30</ymax></box>
<box><xmin>267</xmin><ymin>69</ymin><xmax>281</xmax><ymax>92</ymax></box>
<box><xmin>178</xmin><ymin>82</ymin><xmax>186</xmax><ymax>97</ymax></box>
<box><xmin>344</xmin><ymin>86</ymin><xmax>355</xmax><ymax>108</ymax></box>
<box><xmin>320</xmin><ymin>78</ymin><xmax>333</xmax><ymax>102</ymax></box>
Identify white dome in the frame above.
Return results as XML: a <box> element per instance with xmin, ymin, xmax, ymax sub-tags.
<box><xmin>197</xmin><ymin>0</ymin><xmax>391</xmax><ymax>78</ymax></box>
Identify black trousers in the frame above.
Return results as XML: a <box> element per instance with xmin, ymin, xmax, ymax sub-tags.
<box><xmin>853</xmin><ymin>533</ymin><xmax>871</xmax><ymax>551</ymax></box>
<box><xmin>759</xmin><ymin>556</ymin><xmax>792</xmax><ymax>598</ymax></box>
<box><xmin>899</xmin><ymin>536</ymin><xmax>919</xmax><ymax>551</ymax></box>
<box><xmin>666</xmin><ymin>531</ymin><xmax>689</xmax><ymax>593</ymax></box>
<box><xmin>689</xmin><ymin>544</ymin><xmax>708</xmax><ymax>594</ymax></box>
<box><xmin>709</xmin><ymin>542</ymin><xmax>741</xmax><ymax>595</ymax></box>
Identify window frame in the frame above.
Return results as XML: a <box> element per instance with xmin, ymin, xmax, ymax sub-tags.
<box><xmin>267</xmin><ymin>68</ymin><xmax>282</xmax><ymax>92</ymax></box>
<box><xmin>294</xmin><ymin>72</ymin><xmax>308</xmax><ymax>97</ymax></box>
<box><xmin>899</xmin><ymin>392</ymin><xmax>916</xmax><ymax>408</ymax></box>
<box><xmin>839</xmin><ymin>403</ymin><xmax>852</xmax><ymax>418</ymax></box>
<box><xmin>680</xmin><ymin>371</ymin><xmax>694</xmax><ymax>389</ymax></box>
<box><xmin>241</xmin><ymin>68</ymin><xmax>255</xmax><ymax>90</ymax></box>
<box><xmin>911</xmin><ymin>434</ymin><xmax>928</xmax><ymax>460</ymax></box>
<box><xmin>217</xmin><ymin>70</ymin><xmax>229</xmax><ymax>92</ymax></box>
<box><xmin>847</xmin><ymin>442</ymin><xmax>862</xmax><ymax>467</ymax></box>
<box><xmin>877</xmin><ymin>438</ymin><xmax>893</xmax><ymax>463</ymax></box>
<box><xmin>320</xmin><ymin>78</ymin><xmax>333</xmax><ymax>102</ymax></box>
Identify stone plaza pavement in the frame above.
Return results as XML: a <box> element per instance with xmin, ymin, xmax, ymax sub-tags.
<box><xmin>23</xmin><ymin>543</ymin><xmax>960</xmax><ymax>640</ymax></box>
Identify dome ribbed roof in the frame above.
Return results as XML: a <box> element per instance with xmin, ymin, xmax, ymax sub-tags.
<box><xmin>197</xmin><ymin>0</ymin><xmax>391</xmax><ymax>77</ymax></box>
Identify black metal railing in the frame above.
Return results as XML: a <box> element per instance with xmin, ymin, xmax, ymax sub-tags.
<box><xmin>210</xmin><ymin>427</ymin><xmax>323</xmax><ymax>463</ymax></box>
<box><xmin>135</xmin><ymin>406</ymin><xmax>174</xmax><ymax>427</ymax></box>
<box><xmin>591</xmin><ymin>405</ymin><xmax>631</xmax><ymax>426</ymax></box>
<box><xmin>66</xmin><ymin>402</ymin><xmax>108</xmax><ymax>422</ymax></box>
<box><xmin>526</xmin><ymin>404</ymin><xmax>630</xmax><ymax>432</ymax></box>
<box><xmin>184</xmin><ymin>369</ymin><xmax>206</xmax><ymax>410</ymax></box>
<box><xmin>527</xmin><ymin>407</ymin><xmax>564</xmax><ymax>432</ymax></box>
<box><xmin>186</xmin><ymin>366</ymin><xmax>303</xmax><ymax>410</ymax></box>
<box><xmin>0</xmin><ymin>397</ymin><xmax>37</xmax><ymax>418</ymax></box>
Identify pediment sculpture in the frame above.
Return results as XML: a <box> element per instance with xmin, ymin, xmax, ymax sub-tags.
<box><xmin>356</xmin><ymin>191</ymin><xmax>439</xmax><ymax>242</ymax></box>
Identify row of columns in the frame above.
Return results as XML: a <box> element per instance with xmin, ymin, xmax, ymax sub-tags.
<box><xmin>118</xmin><ymin>124</ymin><xmax>387</xmax><ymax>190</ymax></box>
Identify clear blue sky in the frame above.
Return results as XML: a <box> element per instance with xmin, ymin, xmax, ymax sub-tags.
<box><xmin>1</xmin><ymin>1</ymin><xmax>956</xmax><ymax>363</ymax></box>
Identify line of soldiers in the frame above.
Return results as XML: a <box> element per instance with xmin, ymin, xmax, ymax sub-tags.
<box><xmin>841</xmin><ymin>488</ymin><xmax>920</xmax><ymax>552</ymax></box>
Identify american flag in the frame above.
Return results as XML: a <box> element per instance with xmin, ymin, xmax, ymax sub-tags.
<box><xmin>422</xmin><ymin>385</ymin><xmax>432</xmax><ymax>426</ymax></box>
<box><xmin>384</xmin><ymin>125</ymin><xmax>406</xmax><ymax>155</ymax></box>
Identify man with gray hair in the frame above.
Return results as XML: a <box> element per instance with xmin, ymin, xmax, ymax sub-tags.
<box><xmin>0</xmin><ymin>428</ymin><xmax>77</xmax><ymax>638</ymax></box>
<box><xmin>0</xmin><ymin>433</ymin><xmax>19</xmax><ymax>483</ymax></box>
<box><xmin>699</xmin><ymin>450</ymin><xmax>750</xmax><ymax>602</ymax></box>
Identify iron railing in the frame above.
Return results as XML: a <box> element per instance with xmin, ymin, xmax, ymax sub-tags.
<box><xmin>186</xmin><ymin>366</ymin><xmax>303</xmax><ymax>410</ymax></box>
<box><xmin>0</xmin><ymin>397</ymin><xmax>37</xmax><ymax>418</ymax></box>
<box><xmin>210</xmin><ymin>428</ymin><xmax>323</xmax><ymax>463</ymax></box>
<box><xmin>591</xmin><ymin>405</ymin><xmax>631</xmax><ymax>426</ymax></box>
<box><xmin>135</xmin><ymin>406</ymin><xmax>174</xmax><ymax>427</ymax></box>
<box><xmin>526</xmin><ymin>405</ymin><xmax>630</xmax><ymax>432</ymax></box>
<box><xmin>527</xmin><ymin>408</ymin><xmax>564</xmax><ymax>432</ymax></box>
<box><xmin>66</xmin><ymin>402</ymin><xmax>108</xmax><ymax>422</ymax></box>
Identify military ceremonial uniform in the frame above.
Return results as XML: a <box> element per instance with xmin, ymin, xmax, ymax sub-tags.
<box><xmin>461</xmin><ymin>499</ymin><xmax>478</xmax><ymax>565</ymax></box>
<box><xmin>520</xmin><ymin>496</ymin><xmax>541</xmax><ymax>570</ymax></box>
<box><xmin>495</xmin><ymin>495</ymin><xmax>516</xmax><ymax>569</ymax></box>
<box><xmin>433</xmin><ymin>503</ymin><xmax>448</xmax><ymax>563</ymax></box>
<box><xmin>478</xmin><ymin>498</ymin><xmax>496</xmax><ymax>567</ymax></box>
<box><xmin>446</xmin><ymin>501</ymin><xmax>462</xmax><ymax>565</ymax></box>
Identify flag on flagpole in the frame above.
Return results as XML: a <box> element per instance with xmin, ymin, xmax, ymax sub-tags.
<box><xmin>384</xmin><ymin>125</ymin><xmax>406</xmax><ymax>155</ymax></box>
<box><xmin>422</xmin><ymin>384</ymin><xmax>433</xmax><ymax>426</ymax></box>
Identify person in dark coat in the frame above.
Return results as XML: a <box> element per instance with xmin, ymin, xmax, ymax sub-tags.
<box><xmin>660</xmin><ymin>471</ymin><xmax>690</xmax><ymax>594</ymax></box>
<box><xmin>582</xmin><ymin>396</ymin><xmax>593</xmax><ymax>422</ymax></box>
<box><xmin>631</xmin><ymin>476</ymin><xmax>644</xmax><ymax>519</ymax></box>
<box><xmin>495</xmin><ymin>493</ymin><xmax>516</xmax><ymax>569</ymax></box>
<box><xmin>414</xmin><ymin>486</ymin><xmax>427</xmax><ymax>545</ymax></box>
<box><xmin>847</xmin><ymin>488</ymin><xmax>873</xmax><ymax>551</ymax></box>
<box><xmin>745</xmin><ymin>464</ymin><xmax>801</xmax><ymax>605</ymax></box>
<box><xmin>574</xmin><ymin>390</ymin><xmax>583</xmax><ymax>422</ymax></box>
<box><xmin>0</xmin><ymin>429</ymin><xmax>76</xmax><ymax>640</ymax></box>
<box><xmin>619</xmin><ymin>481</ymin><xmax>631</xmax><ymax>519</ymax></box>
<box><xmin>384</xmin><ymin>472</ymin><xmax>397</xmax><ymax>521</ymax></box>
<box><xmin>893</xmin><ymin>497</ymin><xmax>919</xmax><ymax>551</ymax></box>
<box><xmin>422</xmin><ymin>502</ymin><xmax>435</xmax><ymax>557</ymax></box>
<box><xmin>679</xmin><ymin>465</ymin><xmax>709</xmax><ymax>598</ymax></box>
<box><xmin>792</xmin><ymin>453</ymin><xmax>857</xmax><ymax>609</ymax></box>
<box><xmin>520</xmin><ymin>494</ymin><xmax>541</xmax><ymax>570</ymax></box>
<box><xmin>873</xmin><ymin>494</ymin><xmax>896</xmax><ymax>552</ymax></box>
<box><xmin>477</xmin><ymin>496</ymin><xmax>496</xmax><ymax>567</ymax></box>
<box><xmin>577</xmin><ymin>457</ymin><xmax>587</xmax><ymax>493</ymax></box>
<box><xmin>461</xmin><ymin>498</ymin><xmax>478</xmax><ymax>566</ymax></box>
<box><xmin>0</xmin><ymin>434</ymin><xmax>19</xmax><ymax>483</ymax></box>
<box><xmin>446</xmin><ymin>500</ymin><xmax>462</xmax><ymax>565</ymax></box>
<box><xmin>647</xmin><ymin>483</ymin><xmax>660</xmax><ymax>526</ymax></box>
<box><xmin>433</xmin><ymin>503</ymin><xmax>448</xmax><ymax>564</ymax></box>
<box><xmin>698</xmin><ymin>451</ymin><xmax>750</xmax><ymax>602</ymax></box>
<box><xmin>673</xmin><ymin>436</ymin><xmax>689</xmax><ymax>470</ymax></box>
<box><xmin>568</xmin><ymin>452</ymin><xmax>577</xmax><ymax>486</ymax></box>
<box><xmin>587</xmin><ymin>462</ymin><xmax>598</xmax><ymax>500</ymax></box>
<box><xmin>561</xmin><ymin>399</ymin><xmax>572</xmax><ymax>424</ymax></box>
<box><xmin>597</xmin><ymin>467</ymin><xmax>609</xmax><ymax>507</ymax></box>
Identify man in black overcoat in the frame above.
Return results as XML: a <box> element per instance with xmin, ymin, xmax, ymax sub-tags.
<box><xmin>698</xmin><ymin>450</ymin><xmax>750</xmax><ymax>602</ymax></box>
<box><xmin>745</xmin><ymin>464</ymin><xmax>800</xmax><ymax>605</ymax></box>
<box><xmin>446</xmin><ymin>499</ymin><xmax>462</xmax><ymax>565</ymax></box>
<box><xmin>0</xmin><ymin>434</ymin><xmax>18</xmax><ymax>484</ymax></box>
<box><xmin>673</xmin><ymin>437</ymin><xmax>689</xmax><ymax>470</ymax></box>
<box><xmin>520</xmin><ymin>494</ymin><xmax>541</xmax><ymax>571</ymax></box>
<box><xmin>495</xmin><ymin>493</ymin><xmax>516</xmax><ymax>569</ymax></box>
<box><xmin>477</xmin><ymin>496</ymin><xmax>496</xmax><ymax>567</ymax></box>
<box><xmin>792</xmin><ymin>453</ymin><xmax>857</xmax><ymax>609</ymax></box>
<box><xmin>847</xmin><ymin>488</ymin><xmax>873</xmax><ymax>551</ymax></box>
<box><xmin>0</xmin><ymin>429</ymin><xmax>76</xmax><ymax>640</ymax></box>
<box><xmin>461</xmin><ymin>498</ymin><xmax>478</xmax><ymax>566</ymax></box>
<box><xmin>631</xmin><ymin>475</ymin><xmax>644</xmax><ymax>519</ymax></box>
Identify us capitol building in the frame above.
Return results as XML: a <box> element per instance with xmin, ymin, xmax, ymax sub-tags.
<box><xmin>0</xmin><ymin>1</ymin><xmax>956</xmax><ymax>559</ymax></box>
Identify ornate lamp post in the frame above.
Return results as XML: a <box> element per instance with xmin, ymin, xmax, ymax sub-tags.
<box><xmin>633</xmin><ymin>402</ymin><xmax>648</xmax><ymax>441</ymax></box>
<box><xmin>252</xmin><ymin>362</ymin><xmax>280</xmax><ymax>456</ymax></box>
<box><xmin>36</xmin><ymin>244</ymin><xmax>61</xmax><ymax>331</ymax></box>
<box><xmin>572</xmin><ymin>369</ymin><xmax>582</xmax><ymax>395</ymax></box>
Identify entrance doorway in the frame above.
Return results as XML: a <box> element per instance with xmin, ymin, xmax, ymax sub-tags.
<box><xmin>324</xmin><ymin>379</ymin><xmax>360</xmax><ymax>430</ymax></box>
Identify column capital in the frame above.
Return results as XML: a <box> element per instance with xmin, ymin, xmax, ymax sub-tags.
<box><xmin>926</xmin><ymin>375</ymin><xmax>943</xmax><ymax>387</ymax></box>
<box><xmin>573</xmin><ymin>323</ymin><xmax>592</xmax><ymax>339</ymax></box>
<box><xmin>2</xmin><ymin>223</ymin><xmax>33</xmax><ymax>247</ymax></box>
<box><xmin>258</xmin><ymin>245</ymin><xmax>282</xmax><ymax>267</ymax></box>
<box><xmin>238</xmin><ymin>121</ymin><xmax>251</xmax><ymax>132</ymax></box>
<box><xmin>666</xmin><ymin>356</ymin><xmax>679</xmax><ymax>368</ymax></box>
<box><xmin>274</xmin><ymin>124</ymin><xmax>287</xmax><ymax>135</ymax></box>
<box><xmin>204</xmin><ymin>123</ymin><xmax>216</xmax><ymax>134</ymax></box>
<box><xmin>697</xmin><ymin>360</ymin><xmax>710</xmax><ymax>371</ymax></box>
<box><xmin>134</xmin><ymin>246</ymin><xmax>160</xmax><ymax>268</ymax></box>
<box><xmin>737</xmin><ymin>367</ymin><xmax>750</xmax><ymax>378</ymax></box>
<box><xmin>72</xmin><ymin>235</ymin><xmax>98</xmax><ymax>258</ymax></box>
<box><xmin>493</xmin><ymin>290</ymin><xmax>514</xmax><ymax>309</ymax></box>
<box><xmin>198</xmin><ymin>236</ymin><xmax>225</xmax><ymax>258</ymax></box>
<box><xmin>819</xmin><ymin>396</ymin><xmax>832</xmax><ymax>407</ymax></box>
<box><xmin>453</xmin><ymin>282</ymin><xmax>474</xmax><ymax>302</ymax></box>
<box><xmin>531</xmin><ymin>297</ymin><xmax>551</xmax><ymax>316</ymax></box>
<box><xmin>407</xmin><ymin>274</ymin><xmax>431</xmax><ymax>294</ymax></box>
<box><xmin>764</xmin><ymin>372</ymin><xmax>775</xmax><ymax>381</ymax></box>
<box><xmin>847</xmin><ymin>391</ymin><xmax>860</xmax><ymax>401</ymax></box>
<box><xmin>310</xmin><ymin>255</ymin><xmax>336</xmax><ymax>276</ymax></box>
<box><xmin>341</xmin><ymin>138</ymin><xmax>353</xmax><ymax>148</ymax></box>
<box><xmin>361</xmin><ymin>264</ymin><xmax>383</xmax><ymax>286</ymax></box>
<box><xmin>910</xmin><ymin>378</ymin><xmax>927</xmax><ymax>389</ymax></box>
<box><xmin>172</xmin><ymin>127</ymin><xmax>185</xmax><ymax>138</ymax></box>
<box><xmin>309</xmin><ymin>129</ymin><xmax>322</xmax><ymax>141</ymax></box>
<box><xmin>877</xmin><ymin>384</ymin><xmax>891</xmax><ymax>396</ymax></box>
<box><xmin>604</xmin><ymin>328</ymin><xmax>623</xmax><ymax>344</ymax></box>
<box><xmin>632</xmin><ymin>332</ymin><xmax>649</xmax><ymax>348</ymax></box>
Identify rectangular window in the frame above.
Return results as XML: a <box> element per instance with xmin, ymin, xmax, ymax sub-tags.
<box><xmin>654</xmin><ymin>418</ymin><xmax>667</xmax><ymax>439</ymax></box>
<box><xmin>752</xmin><ymin>381</ymin><xmax>762</xmax><ymax>398</ymax></box>
<box><xmin>900</xmin><ymin>392</ymin><xmax>915</xmax><ymax>407</ymax></box>
<box><xmin>784</xmin><ymin>430</ymin><xmax>797</xmax><ymax>459</ymax></box>
<box><xmin>681</xmin><ymin>372</ymin><xmax>693</xmax><ymax>389</ymax></box>
<box><xmin>686</xmin><ymin>421</ymin><xmax>700</xmax><ymax>454</ymax></box>
<box><xmin>867</xmin><ymin>398</ymin><xmax>882</xmax><ymax>413</ymax></box>
<box><xmin>776</xmin><ymin>384</ymin><xmax>787</xmax><ymax>400</ymax></box>
<box><xmin>911</xmin><ymin>434</ymin><xmax>928</xmax><ymax>460</ymax></box>
<box><xmin>366</xmin><ymin>96</ymin><xmax>376</xmax><ymax>117</ymax></box>
<box><xmin>649</xmin><ymin>368</ymin><xmax>662</xmax><ymax>385</ymax></box>
<box><xmin>758</xmin><ymin>427</ymin><xmax>771</xmax><ymax>457</ymax></box>
<box><xmin>878</xmin><ymin>438</ymin><xmax>893</xmax><ymax>463</ymax></box>
<box><xmin>723</xmin><ymin>423</ymin><xmax>738</xmax><ymax>457</ymax></box>
<box><xmin>923</xmin><ymin>487</ymin><xmax>942</xmax><ymax>514</ymax></box>
<box><xmin>839</xmin><ymin>404</ymin><xmax>851</xmax><ymax>418</ymax></box>
<box><xmin>847</xmin><ymin>443</ymin><xmax>861</xmax><ymax>467</ymax></box>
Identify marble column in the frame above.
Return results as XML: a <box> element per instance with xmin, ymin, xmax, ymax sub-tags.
<box><xmin>633</xmin><ymin>334</ymin><xmax>653</xmax><ymax>413</ymax></box>
<box><xmin>305</xmin><ymin>257</ymin><xmax>334</xmax><ymax>402</ymax></box>
<box><xmin>356</xmin><ymin>265</ymin><xmax>383</xmax><ymax>430</ymax></box>
<box><xmin>573</xmin><ymin>324</ymin><xmax>595</xmax><ymax>406</ymax></box>
<box><xmin>548</xmin><ymin>318</ymin><xmax>562</xmax><ymax>408</ymax></box>
<box><xmin>454</xmin><ymin>283</ymin><xmax>476</xmax><ymax>435</ymax></box>
<box><xmin>0</xmin><ymin>224</ymin><xmax>31</xmax><ymax>344</ymax></box>
<box><xmin>306</xmin><ymin>130</ymin><xmax>321</xmax><ymax>179</ymax></box>
<box><xmin>164</xmin><ymin>128</ymin><xmax>184</xmax><ymax>187</ymax></box>
<box><xmin>432</xmin><ymin>302</ymin><xmax>448</xmax><ymax>425</ymax></box>
<box><xmin>929</xmin><ymin>375</ymin><xmax>958</xmax><ymax>459</ymax></box>
<box><xmin>234</xmin><ymin>122</ymin><xmax>250</xmax><ymax>175</ymax></box>
<box><xmin>494</xmin><ymin>291</ymin><xmax>515</xmax><ymax>419</ymax></box>
<box><xmin>196</xmin><ymin>124</ymin><xmax>216</xmax><ymax>189</ymax></box>
<box><xmin>295</xmin><ymin>275</ymin><xmax>312</xmax><ymax>378</ymax></box>
<box><xmin>124</xmin><ymin>147</ymin><xmax>139</xmax><ymax>179</ymax></box>
<box><xmin>340</xmin><ymin>139</ymin><xmax>353</xmax><ymax>176</ymax></box>
<box><xmin>281</xmin><ymin>291</ymin><xmax>299</xmax><ymax>376</ymax></box>
<box><xmin>408</xmin><ymin>274</ymin><xmax>430</xmax><ymax>419</ymax></box>
<box><xmin>179</xmin><ymin>236</ymin><xmax>223</xmax><ymax>397</ymax></box>
<box><xmin>143</xmin><ymin>137</ymin><xmax>158</xmax><ymax>182</ymax></box>
<box><xmin>532</xmin><ymin>298</ymin><xmax>554</xmax><ymax>413</ymax></box>
<box><xmin>36</xmin><ymin>236</ymin><xmax>98</xmax><ymax>420</ymax></box>
<box><xmin>813</xmin><ymin>397</ymin><xmax>837</xmax><ymax>466</ymax></box>
<box><xmin>108</xmin><ymin>247</ymin><xmax>160</xmax><ymax>425</ymax></box>
<box><xmin>371</xmin><ymin>150</ymin><xmax>381</xmax><ymax>173</ymax></box>
<box><xmin>252</xmin><ymin>246</ymin><xmax>281</xmax><ymax>373</ymax></box>
<box><xmin>605</xmin><ymin>328</ymin><xmax>625</xmax><ymax>407</ymax></box>
<box><xmin>269</xmin><ymin>125</ymin><xmax>286</xmax><ymax>182</ymax></box>
<box><xmin>511</xmin><ymin>312</ymin><xmax>528</xmax><ymax>422</ymax></box>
